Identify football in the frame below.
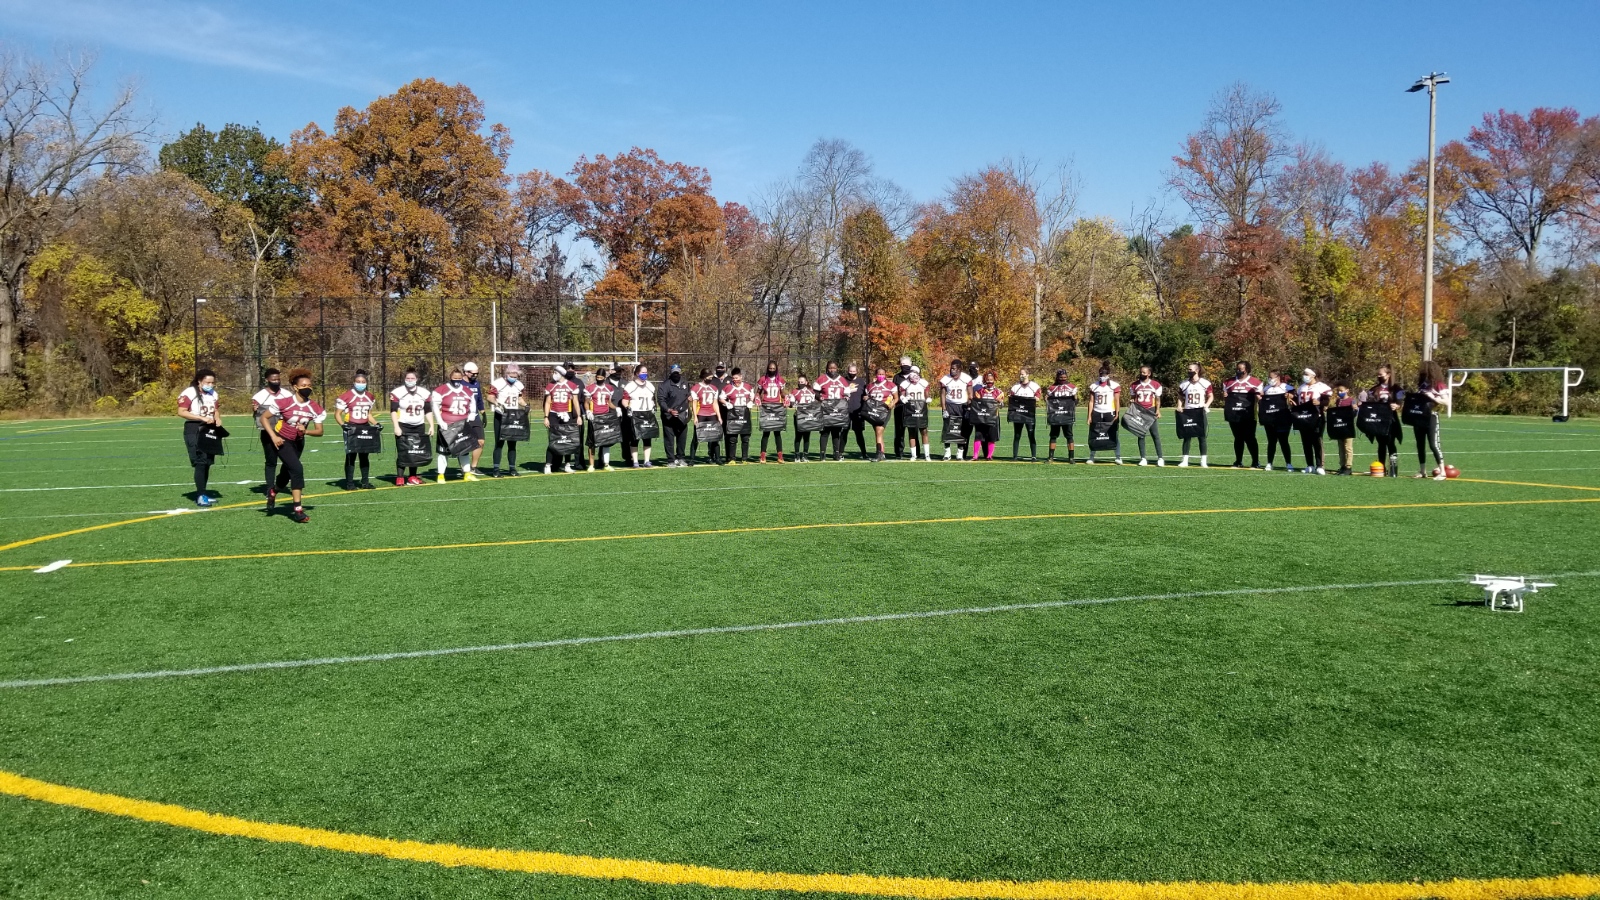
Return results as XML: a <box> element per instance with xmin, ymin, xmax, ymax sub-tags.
<box><xmin>1445</xmin><ymin>464</ymin><xmax>1460</xmax><ymax>479</ymax></box>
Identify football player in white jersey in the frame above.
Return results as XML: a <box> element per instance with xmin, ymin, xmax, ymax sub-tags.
<box><xmin>1261</xmin><ymin>369</ymin><xmax>1295</xmax><ymax>471</ymax></box>
<box><xmin>900</xmin><ymin>365</ymin><xmax>932</xmax><ymax>460</ymax></box>
<box><xmin>1295</xmin><ymin>367</ymin><xmax>1333</xmax><ymax>474</ymax></box>
<box><xmin>389</xmin><ymin>368</ymin><xmax>431</xmax><ymax>485</ymax></box>
<box><xmin>1009</xmin><ymin>367</ymin><xmax>1042</xmax><ymax>460</ymax></box>
<box><xmin>251</xmin><ymin>367</ymin><xmax>292</xmax><ymax>493</ymax></box>
<box><xmin>1086</xmin><ymin>365</ymin><xmax>1122</xmax><ymax>465</ymax></box>
<box><xmin>623</xmin><ymin>364</ymin><xmax>658</xmax><ymax>468</ymax></box>
<box><xmin>177</xmin><ymin>368</ymin><xmax>221</xmax><ymax>507</ymax></box>
<box><xmin>938</xmin><ymin>359</ymin><xmax>972</xmax><ymax>460</ymax></box>
<box><xmin>488</xmin><ymin>363</ymin><xmax>528</xmax><ymax>476</ymax></box>
<box><xmin>1177</xmin><ymin>364</ymin><xmax>1213</xmax><ymax>468</ymax></box>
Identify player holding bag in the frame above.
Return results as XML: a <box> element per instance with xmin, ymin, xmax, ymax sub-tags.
<box><xmin>336</xmin><ymin>369</ymin><xmax>381</xmax><ymax>490</ymax></box>
<box><xmin>1293</xmin><ymin>367</ymin><xmax>1332</xmax><ymax>475</ymax></box>
<box><xmin>969</xmin><ymin>373</ymin><xmax>1002</xmax><ymax>461</ymax></box>
<box><xmin>543</xmin><ymin>368</ymin><xmax>581</xmax><ymax>474</ymax></box>
<box><xmin>813</xmin><ymin>362</ymin><xmax>851</xmax><ymax>461</ymax></box>
<box><xmin>720</xmin><ymin>368</ymin><xmax>756</xmax><ymax>464</ymax></box>
<box><xmin>1259</xmin><ymin>370</ymin><xmax>1294</xmax><ymax>471</ymax></box>
<box><xmin>1045</xmin><ymin>370</ymin><xmax>1078</xmax><ymax>463</ymax></box>
<box><xmin>430</xmin><ymin>367</ymin><xmax>480</xmax><ymax>482</ymax></box>
<box><xmin>177</xmin><ymin>368</ymin><xmax>222</xmax><ymax>507</ymax></box>
<box><xmin>586</xmin><ymin>366</ymin><xmax>622</xmax><ymax>472</ymax></box>
<box><xmin>792</xmin><ymin>374</ymin><xmax>821</xmax><ymax>462</ymax></box>
<box><xmin>939</xmin><ymin>359</ymin><xmax>972</xmax><ymax>460</ymax></box>
<box><xmin>1086</xmin><ymin>366</ymin><xmax>1122</xmax><ymax>465</ymax></box>
<box><xmin>691</xmin><ymin>369</ymin><xmax>726</xmax><ymax>465</ymax></box>
<box><xmin>1008</xmin><ymin>367</ymin><xmax>1041</xmax><ymax>460</ymax></box>
<box><xmin>488</xmin><ymin>364</ymin><xmax>529</xmax><ymax>476</ymax></box>
<box><xmin>1175</xmin><ymin>364</ymin><xmax>1212</xmax><ymax>468</ymax></box>
<box><xmin>1222</xmin><ymin>362</ymin><xmax>1262</xmax><ymax>468</ymax></box>
<box><xmin>862</xmin><ymin>367</ymin><xmax>898</xmax><ymax>462</ymax></box>
<box><xmin>624</xmin><ymin>364</ymin><xmax>659</xmax><ymax>468</ymax></box>
<box><xmin>757</xmin><ymin>362</ymin><xmax>788</xmax><ymax>463</ymax></box>
<box><xmin>899</xmin><ymin>366</ymin><xmax>931</xmax><ymax>460</ymax></box>
<box><xmin>389</xmin><ymin>368</ymin><xmax>431</xmax><ymax>485</ymax></box>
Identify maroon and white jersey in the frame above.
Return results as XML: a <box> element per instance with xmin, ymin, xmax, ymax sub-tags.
<box><xmin>865</xmin><ymin>378</ymin><xmax>898</xmax><ymax>403</ymax></box>
<box><xmin>1368</xmin><ymin>380</ymin><xmax>1399</xmax><ymax>404</ymax></box>
<box><xmin>1419</xmin><ymin>381</ymin><xmax>1449</xmax><ymax>405</ymax></box>
<box><xmin>250</xmin><ymin>386</ymin><xmax>291</xmax><ymax>430</ymax></box>
<box><xmin>178</xmin><ymin>386</ymin><xmax>218</xmax><ymax>419</ymax></box>
<box><xmin>692</xmin><ymin>382</ymin><xmax>722</xmax><ymax>417</ymax></box>
<box><xmin>972</xmin><ymin>383</ymin><xmax>1002</xmax><ymax>402</ymax></box>
<box><xmin>1089</xmin><ymin>380</ymin><xmax>1120</xmax><ymax>413</ymax></box>
<box><xmin>1047</xmin><ymin>382</ymin><xmax>1079</xmax><ymax>401</ymax></box>
<box><xmin>792</xmin><ymin>384</ymin><xmax>818</xmax><ymax>405</ymax></box>
<box><xmin>1130</xmin><ymin>379</ymin><xmax>1163</xmax><ymax>409</ymax></box>
<box><xmin>1296</xmin><ymin>381</ymin><xmax>1333</xmax><ymax>406</ymax></box>
<box><xmin>1179</xmin><ymin>377</ymin><xmax>1212</xmax><ymax>409</ymax></box>
<box><xmin>900</xmin><ymin>376</ymin><xmax>929</xmax><ymax>403</ymax></box>
<box><xmin>813</xmin><ymin>374</ymin><xmax>848</xmax><ymax>401</ymax></box>
<box><xmin>940</xmin><ymin>373</ymin><xmax>972</xmax><ymax>404</ymax></box>
<box><xmin>431</xmin><ymin>384</ymin><xmax>475</xmax><ymax>424</ymax></box>
<box><xmin>545</xmin><ymin>379</ymin><xmax>578</xmax><ymax>414</ymax></box>
<box><xmin>389</xmin><ymin>385</ymin><xmax>430</xmax><ymax>425</ymax></box>
<box><xmin>336</xmin><ymin>388</ymin><xmax>377</xmax><ymax>423</ymax></box>
<box><xmin>585</xmin><ymin>382</ymin><xmax>615</xmax><ymax>415</ymax></box>
<box><xmin>721</xmin><ymin>383</ymin><xmax>756</xmax><ymax>409</ymax></box>
<box><xmin>1223</xmin><ymin>375</ymin><xmax>1262</xmax><ymax>396</ymax></box>
<box><xmin>269</xmin><ymin>394</ymin><xmax>325</xmax><ymax>441</ymax></box>
<box><xmin>757</xmin><ymin>375</ymin><xmax>786</xmax><ymax>404</ymax></box>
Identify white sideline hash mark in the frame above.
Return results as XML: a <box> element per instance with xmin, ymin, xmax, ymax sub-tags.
<box><xmin>33</xmin><ymin>560</ymin><xmax>71</xmax><ymax>574</ymax></box>
<box><xmin>5</xmin><ymin>571</ymin><xmax>1598</xmax><ymax>689</ymax></box>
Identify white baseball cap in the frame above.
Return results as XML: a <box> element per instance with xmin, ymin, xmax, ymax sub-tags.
<box><xmin>463</xmin><ymin>361</ymin><xmax>479</xmax><ymax>373</ymax></box>
<box><xmin>910</xmin><ymin>365</ymin><xmax>920</xmax><ymax>374</ymax></box>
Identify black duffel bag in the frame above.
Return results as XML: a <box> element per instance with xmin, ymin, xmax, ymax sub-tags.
<box><xmin>970</xmin><ymin>398</ymin><xmax>999</xmax><ymax>426</ymax></box>
<box><xmin>1258</xmin><ymin>393</ymin><xmax>1291</xmax><ymax>430</ymax></box>
<box><xmin>590</xmin><ymin>411</ymin><xmax>623</xmax><ymax>447</ymax></box>
<box><xmin>197</xmin><ymin>422</ymin><xmax>229</xmax><ymax>457</ymax></box>
<box><xmin>1357</xmin><ymin>401</ymin><xmax>1394</xmax><ymax>440</ymax></box>
<box><xmin>344</xmin><ymin>421</ymin><xmax>383</xmax><ymax>453</ymax></box>
<box><xmin>819</xmin><ymin>398</ymin><xmax>849</xmax><ymax>428</ymax></box>
<box><xmin>1224</xmin><ymin>392</ymin><xmax>1256</xmax><ymax>424</ymax></box>
<box><xmin>1088</xmin><ymin>416</ymin><xmax>1118</xmax><ymax>450</ymax></box>
<box><xmin>631</xmin><ymin>409</ymin><xmax>660</xmax><ymax>440</ymax></box>
<box><xmin>694</xmin><ymin>418</ymin><xmax>724</xmax><ymax>443</ymax></box>
<box><xmin>1174</xmin><ymin>408</ymin><xmax>1205</xmax><ymax>439</ymax></box>
<box><xmin>1007</xmin><ymin>398</ymin><xmax>1036</xmax><ymax>424</ymax></box>
<box><xmin>902</xmin><ymin>400</ymin><xmax>928</xmax><ymax>430</ymax></box>
<box><xmin>723</xmin><ymin>407</ymin><xmax>752</xmax><ymax>436</ymax></box>
<box><xmin>794</xmin><ymin>402</ymin><xmax>822</xmax><ymax>433</ymax></box>
<box><xmin>940</xmin><ymin>405</ymin><xmax>964</xmax><ymax>442</ymax></box>
<box><xmin>1401</xmin><ymin>391</ymin><xmax>1435</xmax><ymax>426</ymax></box>
<box><xmin>496</xmin><ymin>408</ymin><xmax>530</xmax><ymax>441</ymax></box>
<box><xmin>758</xmin><ymin>403</ymin><xmax>787</xmax><ymax>432</ymax></box>
<box><xmin>1291</xmin><ymin>403</ymin><xmax>1323</xmax><ymax>434</ymax></box>
<box><xmin>1326</xmin><ymin>406</ymin><xmax>1357</xmax><ymax>440</ymax></box>
<box><xmin>862</xmin><ymin>397</ymin><xmax>889</xmax><ymax>426</ymax></box>
<box><xmin>1046</xmin><ymin>397</ymin><xmax>1076</xmax><ymax>425</ymax></box>
<box><xmin>439</xmin><ymin>422</ymin><xmax>475</xmax><ymax>457</ymax></box>
<box><xmin>548</xmin><ymin>419</ymin><xmax>580</xmax><ymax>455</ymax></box>
<box><xmin>395</xmin><ymin>429</ymin><xmax>431</xmax><ymax>466</ymax></box>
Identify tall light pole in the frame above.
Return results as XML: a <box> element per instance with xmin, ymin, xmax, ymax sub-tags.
<box><xmin>192</xmin><ymin>297</ymin><xmax>207</xmax><ymax>373</ymax></box>
<box><xmin>1408</xmin><ymin>72</ymin><xmax>1449</xmax><ymax>361</ymax></box>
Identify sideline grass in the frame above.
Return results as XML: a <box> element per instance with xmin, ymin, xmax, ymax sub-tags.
<box><xmin>1</xmin><ymin>414</ymin><xmax>1598</xmax><ymax>898</ymax></box>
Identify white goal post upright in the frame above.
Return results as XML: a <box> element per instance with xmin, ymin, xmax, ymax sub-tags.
<box><xmin>1446</xmin><ymin>366</ymin><xmax>1586</xmax><ymax>422</ymax></box>
<box><xmin>488</xmin><ymin>299</ymin><xmax>647</xmax><ymax>384</ymax></box>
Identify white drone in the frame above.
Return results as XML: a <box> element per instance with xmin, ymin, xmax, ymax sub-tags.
<box><xmin>1471</xmin><ymin>575</ymin><xmax>1555</xmax><ymax>613</ymax></box>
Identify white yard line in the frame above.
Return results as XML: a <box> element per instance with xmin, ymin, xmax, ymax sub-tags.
<box><xmin>13</xmin><ymin>573</ymin><xmax>1599</xmax><ymax>689</ymax></box>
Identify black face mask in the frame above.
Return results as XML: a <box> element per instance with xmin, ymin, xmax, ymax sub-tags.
<box><xmin>669</xmin><ymin>372</ymin><xmax>681</xmax><ymax>382</ymax></box>
<box><xmin>267</xmin><ymin>381</ymin><xmax>281</xmax><ymax>391</ymax></box>
<box><xmin>297</xmin><ymin>387</ymin><xmax>313</xmax><ymax>400</ymax></box>
<box><xmin>468</xmin><ymin>374</ymin><xmax>478</xmax><ymax>383</ymax></box>
<box><xmin>767</xmin><ymin>368</ymin><xmax>777</xmax><ymax>376</ymax></box>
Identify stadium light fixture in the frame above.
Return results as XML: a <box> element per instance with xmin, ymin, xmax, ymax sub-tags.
<box><xmin>1409</xmin><ymin>72</ymin><xmax>1448</xmax><ymax>361</ymax></box>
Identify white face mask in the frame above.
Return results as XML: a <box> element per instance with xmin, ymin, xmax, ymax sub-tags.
<box><xmin>1302</xmin><ymin>375</ymin><xmax>1313</xmax><ymax>384</ymax></box>
<box><xmin>404</xmin><ymin>378</ymin><xmax>417</xmax><ymax>388</ymax></box>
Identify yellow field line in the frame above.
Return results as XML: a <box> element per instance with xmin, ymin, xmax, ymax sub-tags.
<box><xmin>1456</xmin><ymin>476</ymin><xmax>1600</xmax><ymax>492</ymax></box>
<box><xmin>1</xmin><ymin>770</ymin><xmax>1593</xmax><ymax>900</ymax></box>
<box><xmin>11</xmin><ymin>419</ymin><xmax>121</xmax><ymax>435</ymax></box>
<box><xmin>5</xmin><ymin>497</ymin><xmax>1599</xmax><ymax>573</ymax></box>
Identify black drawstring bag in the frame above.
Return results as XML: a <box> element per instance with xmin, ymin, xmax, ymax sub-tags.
<box><xmin>794</xmin><ymin>402</ymin><xmax>822</xmax><ymax>433</ymax></box>
<box><xmin>1007</xmin><ymin>398</ymin><xmax>1036</xmax><ymax>424</ymax></box>
<box><xmin>1174</xmin><ymin>408</ymin><xmax>1205</xmax><ymax>438</ymax></box>
<box><xmin>344</xmin><ymin>421</ymin><xmax>383</xmax><ymax>453</ymax></box>
<box><xmin>631</xmin><ymin>410</ymin><xmax>659</xmax><ymax>440</ymax></box>
<box><xmin>1088</xmin><ymin>417</ymin><xmax>1118</xmax><ymax>450</ymax></box>
<box><xmin>819</xmin><ymin>399</ymin><xmax>849</xmax><ymax>428</ymax></box>
<box><xmin>1046</xmin><ymin>398</ymin><xmax>1077</xmax><ymax>425</ymax></box>
<box><xmin>694</xmin><ymin>418</ymin><xmax>724</xmax><ymax>443</ymax></box>
<box><xmin>1291</xmin><ymin>403</ymin><xmax>1323</xmax><ymax>434</ymax></box>
<box><xmin>496</xmin><ymin>408</ymin><xmax>530</xmax><ymax>441</ymax></box>
<box><xmin>395</xmin><ymin>430</ymin><xmax>431</xmax><ymax>465</ymax></box>
<box><xmin>548</xmin><ymin>420</ymin><xmax>580</xmax><ymax>455</ymax></box>
<box><xmin>1326</xmin><ymin>406</ymin><xmax>1357</xmax><ymax>440</ymax></box>
<box><xmin>970</xmin><ymin>398</ymin><xmax>999</xmax><ymax>426</ymax></box>
<box><xmin>724</xmin><ymin>407</ymin><xmax>752</xmax><ymax>435</ymax></box>
<box><xmin>1357</xmin><ymin>401</ymin><xmax>1394</xmax><ymax>440</ymax></box>
<box><xmin>1121</xmin><ymin>404</ymin><xmax>1156</xmax><ymax>437</ymax></box>
<box><xmin>1401</xmin><ymin>391</ymin><xmax>1434</xmax><ymax>426</ymax></box>
<box><xmin>940</xmin><ymin>406</ymin><xmax>964</xmax><ymax>442</ymax></box>
<box><xmin>1224</xmin><ymin>392</ymin><xmax>1256</xmax><ymax>424</ymax></box>
<box><xmin>439</xmin><ymin>423</ymin><xmax>475</xmax><ymax>457</ymax></box>
<box><xmin>590</xmin><ymin>411</ymin><xmax>623</xmax><ymax>447</ymax></box>
<box><xmin>902</xmin><ymin>400</ymin><xmax>928</xmax><ymax>430</ymax></box>
<box><xmin>758</xmin><ymin>404</ymin><xmax>788</xmax><ymax>432</ymax></box>
<box><xmin>1257</xmin><ymin>394</ymin><xmax>1291</xmax><ymax>430</ymax></box>
<box><xmin>862</xmin><ymin>397</ymin><xmax>890</xmax><ymax>426</ymax></box>
<box><xmin>196</xmin><ymin>422</ymin><xmax>229</xmax><ymax>457</ymax></box>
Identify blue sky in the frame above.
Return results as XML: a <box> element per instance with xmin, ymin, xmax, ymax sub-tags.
<box><xmin>3</xmin><ymin>0</ymin><xmax>1597</xmax><ymax>222</ymax></box>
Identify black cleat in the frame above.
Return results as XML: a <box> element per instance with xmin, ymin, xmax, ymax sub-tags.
<box><xmin>266</xmin><ymin>489</ymin><xmax>277</xmax><ymax>512</ymax></box>
<box><xmin>289</xmin><ymin>507</ymin><xmax>309</xmax><ymax>524</ymax></box>
<box><xmin>359</xmin><ymin>479</ymin><xmax>375</xmax><ymax>489</ymax></box>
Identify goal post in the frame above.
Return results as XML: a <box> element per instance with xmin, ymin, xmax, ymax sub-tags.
<box><xmin>489</xmin><ymin>300</ymin><xmax>642</xmax><ymax>385</ymax></box>
<box><xmin>1446</xmin><ymin>366</ymin><xmax>1586</xmax><ymax>422</ymax></box>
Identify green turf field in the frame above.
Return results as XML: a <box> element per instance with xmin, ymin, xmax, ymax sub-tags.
<box><xmin>1</xmin><ymin>413</ymin><xmax>1598</xmax><ymax>899</ymax></box>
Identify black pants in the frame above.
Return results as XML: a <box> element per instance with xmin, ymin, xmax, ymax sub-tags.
<box><xmin>1375</xmin><ymin>432</ymin><xmax>1399</xmax><ymax>472</ymax></box>
<box><xmin>1011</xmin><ymin>421</ymin><xmax>1036</xmax><ymax>458</ymax></box>
<box><xmin>1136</xmin><ymin>426</ymin><xmax>1163</xmax><ymax>461</ymax></box>
<box><xmin>760</xmin><ymin>429</ymin><xmax>784</xmax><ymax>454</ymax></box>
<box><xmin>1298</xmin><ymin>424</ymin><xmax>1325</xmax><ymax>469</ymax></box>
<box><xmin>849</xmin><ymin>412</ymin><xmax>868</xmax><ymax>457</ymax></box>
<box><xmin>821</xmin><ymin>425</ymin><xmax>848</xmax><ymax>458</ymax></box>
<box><xmin>274</xmin><ymin>436</ymin><xmax>307</xmax><ymax>491</ymax></box>
<box><xmin>1048</xmin><ymin>422</ymin><xmax>1075</xmax><ymax>458</ymax></box>
<box><xmin>892</xmin><ymin>407</ymin><xmax>907</xmax><ymax>457</ymax></box>
<box><xmin>794</xmin><ymin>429</ymin><xmax>813</xmax><ymax>456</ymax></box>
<box><xmin>727</xmin><ymin>432</ymin><xmax>750</xmax><ymax>460</ymax></box>
<box><xmin>183</xmin><ymin>421</ymin><xmax>212</xmax><ymax>495</ymax></box>
<box><xmin>664</xmin><ymin>417</ymin><xmax>688</xmax><ymax>461</ymax></box>
<box><xmin>1229</xmin><ymin>418</ymin><xmax>1260</xmax><ymax>466</ymax></box>
<box><xmin>258</xmin><ymin>429</ymin><xmax>280</xmax><ymax>486</ymax></box>
<box><xmin>343</xmin><ymin>451</ymin><xmax>370</xmax><ymax>482</ymax></box>
<box><xmin>1414</xmin><ymin>415</ymin><xmax>1443</xmax><ymax>468</ymax></box>
<box><xmin>1265</xmin><ymin>428</ymin><xmax>1292</xmax><ymax>466</ymax></box>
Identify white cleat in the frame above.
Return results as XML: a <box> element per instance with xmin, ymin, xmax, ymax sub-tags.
<box><xmin>1138</xmin><ymin>459</ymin><xmax>1148</xmax><ymax>467</ymax></box>
<box><xmin>1156</xmin><ymin>459</ymin><xmax>1165</xmax><ymax>467</ymax></box>
<box><xmin>1178</xmin><ymin>458</ymin><xmax>1189</xmax><ymax>467</ymax></box>
<box><xmin>1200</xmin><ymin>458</ymin><xmax>1209</xmax><ymax>468</ymax></box>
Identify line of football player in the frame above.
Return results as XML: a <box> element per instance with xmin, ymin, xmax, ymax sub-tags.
<box><xmin>176</xmin><ymin>357</ymin><xmax>1454</xmax><ymax>519</ymax></box>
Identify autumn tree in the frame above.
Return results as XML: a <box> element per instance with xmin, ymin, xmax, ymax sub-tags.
<box><xmin>288</xmin><ymin>78</ymin><xmax>516</xmax><ymax>297</ymax></box>
<box><xmin>840</xmin><ymin>207</ymin><xmax>917</xmax><ymax>368</ymax></box>
<box><xmin>0</xmin><ymin>47</ymin><xmax>146</xmax><ymax>392</ymax></box>
<box><xmin>1437</xmin><ymin>107</ymin><xmax>1594</xmax><ymax>272</ymax></box>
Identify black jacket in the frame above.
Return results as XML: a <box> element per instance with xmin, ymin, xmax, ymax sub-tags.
<box><xmin>844</xmin><ymin>375</ymin><xmax>864</xmax><ymax>412</ymax></box>
<box><xmin>659</xmin><ymin>379</ymin><xmax>692</xmax><ymax>420</ymax></box>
